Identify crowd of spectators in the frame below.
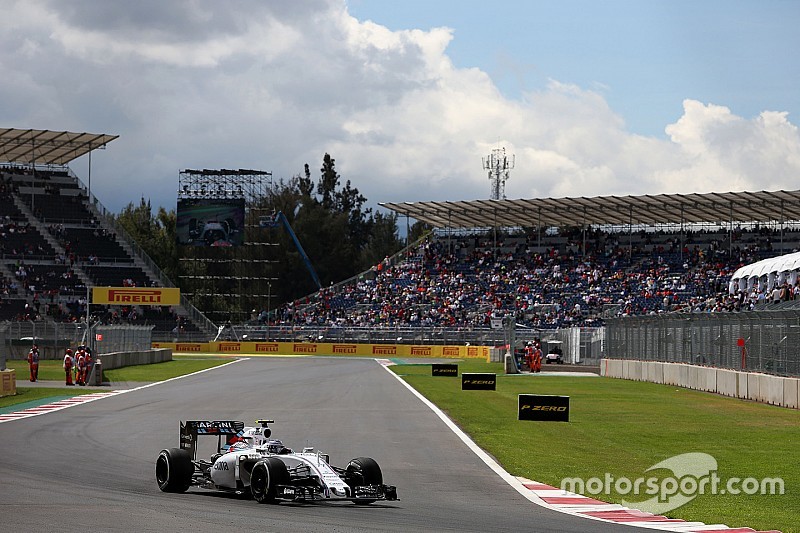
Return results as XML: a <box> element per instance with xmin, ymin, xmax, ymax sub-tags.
<box><xmin>271</xmin><ymin>225</ymin><xmax>800</xmax><ymax>330</ymax></box>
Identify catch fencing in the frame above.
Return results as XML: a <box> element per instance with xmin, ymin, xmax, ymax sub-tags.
<box><xmin>606</xmin><ymin>310</ymin><xmax>800</xmax><ymax>377</ymax></box>
<box><xmin>0</xmin><ymin>321</ymin><xmax>153</xmax><ymax>360</ymax></box>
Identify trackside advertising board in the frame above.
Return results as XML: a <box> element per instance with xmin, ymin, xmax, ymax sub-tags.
<box><xmin>461</xmin><ymin>373</ymin><xmax>496</xmax><ymax>390</ymax></box>
<box><xmin>93</xmin><ymin>287</ymin><xmax>181</xmax><ymax>306</ymax></box>
<box><xmin>518</xmin><ymin>394</ymin><xmax>570</xmax><ymax>422</ymax></box>
<box><xmin>153</xmin><ymin>342</ymin><xmax>490</xmax><ymax>359</ymax></box>
<box><xmin>432</xmin><ymin>363</ymin><xmax>458</xmax><ymax>376</ymax></box>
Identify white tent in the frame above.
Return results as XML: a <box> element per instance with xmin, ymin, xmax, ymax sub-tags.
<box><xmin>729</xmin><ymin>252</ymin><xmax>800</xmax><ymax>294</ymax></box>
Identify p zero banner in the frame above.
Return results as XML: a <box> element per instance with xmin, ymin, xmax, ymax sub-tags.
<box><xmin>93</xmin><ymin>287</ymin><xmax>181</xmax><ymax>306</ymax></box>
<box><xmin>432</xmin><ymin>363</ymin><xmax>458</xmax><ymax>377</ymax></box>
<box><xmin>518</xmin><ymin>394</ymin><xmax>570</xmax><ymax>422</ymax></box>
<box><xmin>461</xmin><ymin>373</ymin><xmax>496</xmax><ymax>390</ymax></box>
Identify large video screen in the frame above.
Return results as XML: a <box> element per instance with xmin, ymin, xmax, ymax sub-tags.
<box><xmin>176</xmin><ymin>198</ymin><xmax>245</xmax><ymax>247</ymax></box>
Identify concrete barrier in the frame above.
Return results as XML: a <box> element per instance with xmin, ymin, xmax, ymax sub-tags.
<box><xmin>97</xmin><ymin>348</ymin><xmax>172</xmax><ymax>371</ymax></box>
<box><xmin>762</xmin><ymin>374</ymin><xmax>785</xmax><ymax>406</ymax></box>
<box><xmin>642</xmin><ymin>362</ymin><xmax>662</xmax><ymax>384</ymax></box>
<box><xmin>701</xmin><ymin>366</ymin><xmax>717</xmax><ymax>392</ymax></box>
<box><xmin>747</xmin><ymin>373</ymin><xmax>762</xmax><ymax>403</ymax></box>
<box><xmin>716</xmin><ymin>369</ymin><xmax>738</xmax><ymax>397</ymax></box>
<box><xmin>787</xmin><ymin>378</ymin><xmax>800</xmax><ymax>409</ymax></box>
<box><xmin>600</xmin><ymin>359</ymin><xmax>798</xmax><ymax>409</ymax></box>
<box><xmin>737</xmin><ymin>371</ymin><xmax>749</xmax><ymax>399</ymax></box>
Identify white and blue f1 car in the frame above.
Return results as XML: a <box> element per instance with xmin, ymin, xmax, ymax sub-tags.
<box><xmin>155</xmin><ymin>419</ymin><xmax>398</xmax><ymax>504</ymax></box>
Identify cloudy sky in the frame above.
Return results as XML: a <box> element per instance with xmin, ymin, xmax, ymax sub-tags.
<box><xmin>2</xmin><ymin>0</ymin><xmax>799</xmax><ymax>215</ymax></box>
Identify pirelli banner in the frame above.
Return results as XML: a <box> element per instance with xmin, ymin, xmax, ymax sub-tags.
<box><xmin>93</xmin><ymin>287</ymin><xmax>181</xmax><ymax>306</ymax></box>
<box><xmin>153</xmin><ymin>341</ymin><xmax>490</xmax><ymax>359</ymax></box>
<box><xmin>518</xmin><ymin>394</ymin><xmax>570</xmax><ymax>422</ymax></box>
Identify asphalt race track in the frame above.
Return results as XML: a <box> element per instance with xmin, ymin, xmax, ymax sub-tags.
<box><xmin>0</xmin><ymin>357</ymin><xmax>648</xmax><ymax>532</ymax></box>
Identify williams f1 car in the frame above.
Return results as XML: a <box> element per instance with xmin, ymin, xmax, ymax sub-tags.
<box><xmin>155</xmin><ymin>419</ymin><xmax>398</xmax><ymax>504</ymax></box>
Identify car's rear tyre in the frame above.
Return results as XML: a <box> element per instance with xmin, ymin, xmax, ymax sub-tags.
<box><xmin>346</xmin><ymin>457</ymin><xmax>382</xmax><ymax>505</ymax></box>
<box><xmin>156</xmin><ymin>448</ymin><xmax>193</xmax><ymax>493</ymax></box>
<box><xmin>251</xmin><ymin>457</ymin><xmax>290</xmax><ymax>504</ymax></box>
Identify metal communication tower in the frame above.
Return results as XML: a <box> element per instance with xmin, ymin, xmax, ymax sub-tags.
<box><xmin>482</xmin><ymin>147</ymin><xmax>515</xmax><ymax>200</ymax></box>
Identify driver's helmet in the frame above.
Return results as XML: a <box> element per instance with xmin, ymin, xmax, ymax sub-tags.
<box><xmin>265</xmin><ymin>439</ymin><xmax>287</xmax><ymax>454</ymax></box>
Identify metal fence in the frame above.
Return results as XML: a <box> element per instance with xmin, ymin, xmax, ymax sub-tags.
<box><xmin>0</xmin><ymin>321</ymin><xmax>153</xmax><ymax>360</ymax></box>
<box><xmin>606</xmin><ymin>311</ymin><xmax>800</xmax><ymax>376</ymax></box>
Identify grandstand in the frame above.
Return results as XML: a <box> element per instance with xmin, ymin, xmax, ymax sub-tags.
<box><xmin>0</xmin><ymin>128</ymin><xmax>213</xmax><ymax>346</ymax></box>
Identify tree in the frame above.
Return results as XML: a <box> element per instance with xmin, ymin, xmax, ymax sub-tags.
<box><xmin>114</xmin><ymin>198</ymin><xmax>179</xmax><ymax>282</ymax></box>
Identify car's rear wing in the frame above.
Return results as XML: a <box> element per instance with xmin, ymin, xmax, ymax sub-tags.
<box><xmin>180</xmin><ymin>420</ymin><xmax>246</xmax><ymax>457</ymax></box>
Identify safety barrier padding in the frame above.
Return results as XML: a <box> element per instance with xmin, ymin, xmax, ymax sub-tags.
<box><xmin>716</xmin><ymin>369</ymin><xmax>738</xmax><ymax>397</ymax></box>
<box><xmin>785</xmin><ymin>378</ymin><xmax>799</xmax><ymax>409</ymax></box>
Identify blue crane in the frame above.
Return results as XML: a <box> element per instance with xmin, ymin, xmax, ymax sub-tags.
<box><xmin>260</xmin><ymin>211</ymin><xmax>322</xmax><ymax>290</ymax></box>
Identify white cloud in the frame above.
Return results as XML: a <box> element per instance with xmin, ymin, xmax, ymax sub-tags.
<box><xmin>1</xmin><ymin>0</ymin><xmax>799</xmax><ymax>215</ymax></box>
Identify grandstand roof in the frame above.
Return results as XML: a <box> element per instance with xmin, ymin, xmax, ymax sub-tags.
<box><xmin>381</xmin><ymin>190</ymin><xmax>800</xmax><ymax>228</ymax></box>
<box><xmin>0</xmin><ymin>128</ymin><xmax>118</xmax><ymax>166</ymax></box>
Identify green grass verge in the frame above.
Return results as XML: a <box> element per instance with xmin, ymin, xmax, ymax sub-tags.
<box><xmin>2</xmin><ymin>356</ymin><xmax>230</xmax><ymax>408</ymax></box>
<box><xmin>392</xmin><ymin>360</ymin><xmax>799</xmax><ymax>533</ymax></box>
<box><xmin>101</xmin><ymin>356</ymin><xmax>229</xmax><ymax>382</ymax></box>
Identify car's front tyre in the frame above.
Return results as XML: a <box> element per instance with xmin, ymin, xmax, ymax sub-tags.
<box><xmin>251</xmin><ymin>457</ymin><xmax>290</xmax><ymax>504</ymax></box>
<box><xmin>346</xmin><ymin>457</ymin><xmax>383</xmax><ymax>505</ymax></box>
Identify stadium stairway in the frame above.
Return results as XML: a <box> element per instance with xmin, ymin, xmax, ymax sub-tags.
<box><xmin>11</xmin><ymin>193</ymin><xmax>94</xmax><ymax>291</ymax></box>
